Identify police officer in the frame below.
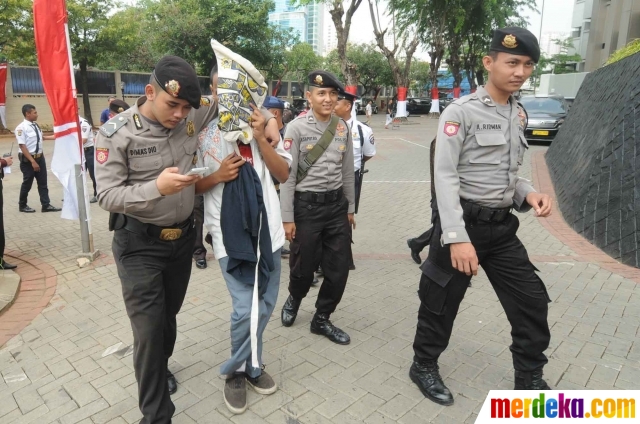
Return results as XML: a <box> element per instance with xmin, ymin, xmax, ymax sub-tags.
<box><xmin>95</xmin><ymin>55</ymin><xmax>217</xmax><ymax>424</ymax></box>
<box><xmin>280</xmin><ymin>70</ymin><xmax>355</xmax><ymax>345</ymax></box>
<box><xmin>410</xmin><ymin>27</ymin><xmax>553</xmax><ymax>406</ymax></box>
<box><xmin>334</xmin><ymin>89</ymin><xmax>375</xmax><ymax>270</ymax></box>
<box><xmin>15</xmin><ymin>105</ymin><xmax>61</xmax><ymax>213</ymax></box>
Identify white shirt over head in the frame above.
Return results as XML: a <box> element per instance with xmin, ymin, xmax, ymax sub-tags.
<box><xmin>196</xmin><ymin>118</ymin><xmax>293</xmax><ymax>259</ymax></box>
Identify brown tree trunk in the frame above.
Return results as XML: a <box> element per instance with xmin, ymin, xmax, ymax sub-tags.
<box><xmin>330</xmin><ymin>0</ymin><xmax>362</xmax><ymax>88</ymax></box>
<box><xmin>80</xmin><ymin>58</ymin><xmax>92</xmax><ymax>126</ymax></box>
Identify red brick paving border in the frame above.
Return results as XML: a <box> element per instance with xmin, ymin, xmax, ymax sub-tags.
<box><xmin>531</xmin><ymin>150</ymin><xmax>640</xmax><ymax>283</ymax></box>
<box><xmin>0</xmin><ymin>250</ymin><xmax>57</xmax><ymax>347</ymax></box>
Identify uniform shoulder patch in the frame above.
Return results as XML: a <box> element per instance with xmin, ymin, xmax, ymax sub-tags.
<box><xmin>283</xmin><ymin>138</ymin><xmax>292</xmax><ymax>151</ymax></box>
<box><xmin>96</xmin><ymin>147</ymin><xmax>109</xmax><ymax>164</ymax></box>
<box><xmin>443</xmin><ymin>121</ymin><xmax>461</xmax><ymax>137</ymax></box>
<box><xmin>99</xmin><ymin>115</ymin><xmax>128</xmax><ymax>138</ymax></box>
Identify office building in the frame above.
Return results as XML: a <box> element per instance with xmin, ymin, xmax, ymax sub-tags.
<box><xmin>571</xmin><ymin>0</ymin><xmax>640</xmax><ymax>71</ymax></box>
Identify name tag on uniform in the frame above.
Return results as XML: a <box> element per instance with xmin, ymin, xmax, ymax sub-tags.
<box><xmin>475</xmin><ymin>123</ymin><xmax>503</xmax><ymax>131</ymax></box>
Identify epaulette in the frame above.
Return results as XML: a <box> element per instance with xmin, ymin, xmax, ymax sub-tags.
<box><xmin>99</xmin><ymin>115</ymin><xmax>128</xmax><ymax>138</ymax></box>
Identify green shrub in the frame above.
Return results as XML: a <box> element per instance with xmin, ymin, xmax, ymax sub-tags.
<box><xmin>604</xmin><ymin>39</ymin><xmax>640</xmax><ymax>66</ymax></box>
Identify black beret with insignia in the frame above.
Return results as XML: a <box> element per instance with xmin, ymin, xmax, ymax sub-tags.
<box><xmin>307</xmin><ymin>70</ymin><xmax>344</xmax><ymax>91</ymax></box>
<box><xmin>109</xmin><ymin>99</ymin><xmax>130</xmax><ymax>114</ymax></box>
<box><xmin>153</xmin><ymin>55</ymin><xmax>202</xmax><ymax>109</ymax></box>
<box><xmin>337</xmin><ymin>89</ymin><xmax>358</xmax><ymax>102</ymax></box>
<box><xmin>490</xmin><ymin>27</ymin><xmax>540</xmax><ymax>63</ymax></box>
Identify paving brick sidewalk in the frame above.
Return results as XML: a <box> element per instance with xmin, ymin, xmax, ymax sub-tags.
<box><xmin>0</xmin><ymin>114</ymin><xmax>638</xmax><ymax>424</ymax></box>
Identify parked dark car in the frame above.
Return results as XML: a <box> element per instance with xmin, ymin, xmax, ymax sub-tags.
<box><xmin>405</xmin><ymin>97</ymin><xmax>445</xmax><ymax>115</ymax></box>
<box><xmin>519</xmin><ymin>95</ymin><xmax>568</xmax><ymax>142</ymax></box>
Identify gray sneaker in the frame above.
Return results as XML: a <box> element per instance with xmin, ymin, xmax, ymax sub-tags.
<box><xmin>246</xmin><ymin>370</ymin><xmax>277</xmax><ymax>395</ymax></box>
<box><xmin>223</xmin><ymin>373</ymin><xmax>247</xmax><ymax>414</ymax></box>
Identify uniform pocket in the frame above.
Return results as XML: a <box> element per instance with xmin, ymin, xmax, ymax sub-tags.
<box><xmin>517</xmin><ymin>134</ymin><xmax>529</xmax><ymax>166</ymax></box>
<box><xmin>469</xmin><ymin>133</ymin><xmax>507</xmax><ymax>165</ymax></box>
<box><xmin>129</xmin><ymin>154</ymin><xmax>163</xmax><ymax>172</ymax></box>
<box><xmin>418</xmin><ymin>260</ymin><xmax>453</xmax><ymax>315</ymax></box>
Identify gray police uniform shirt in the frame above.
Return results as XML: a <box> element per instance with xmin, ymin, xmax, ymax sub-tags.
<box><xmin>95</xmin><ymin>95</ymin><xmax>217</xmax><ymax>226</ymax></box>
<box><xmin>15</xmin><ymin>119</ymin><xmax>44</xmax><ymax>154</ymax></box>
<box><xmin>435</xmin><ymin>86</ymin><xmax>535</xmax><ymax>245</ymax></box>
<box><xmin>280</xmin><ymin>110</ymin><xmax>356</xmax><ymax>222</ymax></box>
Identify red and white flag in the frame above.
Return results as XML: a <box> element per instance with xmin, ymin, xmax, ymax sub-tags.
<box><xmin>0</xmin><ymin>63</ymin><xmax>7</xmax><ymax>128</ymax></box>
<box><xmin>33</xmin><ymin>0</ymin><xmax>85</xmax><ymax>220</ymax></box>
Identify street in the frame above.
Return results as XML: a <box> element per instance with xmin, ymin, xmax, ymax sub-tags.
<box><xmin>0</xmin><ymin>113</ymin><xmax>638</xmax><ymax>424</ymax></box>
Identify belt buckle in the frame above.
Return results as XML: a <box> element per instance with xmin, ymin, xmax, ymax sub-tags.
<box><xmin>160</xmin><ymin>228</ymin><xmax>182</xmax><ymax>241</ymax></box>
<box><xmin>478</xmin><ymin>208</ymin><xmax>494</xmax><ymax>222</ymax></box>
<box><xmin>316</xmin><ymin>193</ymin><xmax>326</xmax><ymax>203</ymax></box>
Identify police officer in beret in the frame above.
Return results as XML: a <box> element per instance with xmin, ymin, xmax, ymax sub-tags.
<box><xmin>95</xmin><ymin>55</ymin><xmax>217</xmax><ymax>424</ymax></box>
<box><xmin>279</xmin><ymin>70</ymin><xmax>355</xmax><ymax>345</ymax></box>
<box><xmin>410</xmin><ymin>27</ymin><xmax>554</xmax><ymax>405</ymax></box>
<box><xmin>108</xmin><ymin>99</ymin><xmax>130</xmax><ymax>119</ymax></box>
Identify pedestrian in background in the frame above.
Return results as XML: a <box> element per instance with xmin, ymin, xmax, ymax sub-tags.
<box><xmin>15</xmin><ymin>104</ymin><xmax>61</xmax><ymax>214</ymax></box>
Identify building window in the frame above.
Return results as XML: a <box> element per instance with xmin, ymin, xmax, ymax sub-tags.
<box><xmin>572</xmin><ymin>27</ymin><xmax>581</xmax><ymax>38</ymax></box>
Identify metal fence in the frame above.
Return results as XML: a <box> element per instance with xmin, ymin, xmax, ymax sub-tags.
<box><xmin>11</xmin><ymin>67</ymin><xmax>44</xmax><ymax>94</ymax></box>
<box><xmin>74</xmin><ymin>70</ymin><xmax>116</xmax><ymax>94</ymax></box>
<box><xmin>121</xmin><ymin>72</ymin><xmax>150</xmax><ymax>95</ymax></box>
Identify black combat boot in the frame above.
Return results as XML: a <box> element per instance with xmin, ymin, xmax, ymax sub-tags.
<box><xmin>514</xmin><ymin>368</ymin><xmax>551</xmax><ymax>390</ymax></box>
<box><xmin>281</xmin><ymin>295</ymin><xmax>302</xmax><ymax>327</ymax></box>
<box><xmin>409</xmin><ymin>361</ymin><xmax>454</xmax><ymax>405</ymax></box>
<box><xmin>310</xmin><ymin>313</ymin><xmax>350</xmax><ymax>345</ymax></box>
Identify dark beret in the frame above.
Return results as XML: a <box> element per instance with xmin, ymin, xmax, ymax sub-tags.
<box><xmin>109</xmin><ymin>99</ymin><xmax>130</xmax><ymax>114</ymax></box>
<box><xmin>153</xmin><ymin>55</ymin><xmax>202</xmax><ymax>109</ymax></box>
<box><xmin>307</xmin><ymin>70</ymin><xmax>344</xmax><ymax>91</ymax></box>
<box><xmin>337</xmin><ymin>89</ymin><xmax>358</xmax><ymax>102</ymax></box>
<box><xmin>263</xmin><ymin>96</ymin><xmax>285</xmax><ymax>109</ymax></box>
<box><xmin>490</xmin><ymin>27</ymin><xmax>540</xmax><ymax>63</ymax></box>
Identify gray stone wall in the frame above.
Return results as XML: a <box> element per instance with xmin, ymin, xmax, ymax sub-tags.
<box><xmin>547</xmin><ymin>52</ymin><xmax>640</xmax><ymax>266</ymax></box>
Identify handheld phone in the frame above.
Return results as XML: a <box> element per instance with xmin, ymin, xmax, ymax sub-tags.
<box><xmin>186</xmin><ymin>167</ymin><xmax>208</xmax><ymax>176</ymax></box>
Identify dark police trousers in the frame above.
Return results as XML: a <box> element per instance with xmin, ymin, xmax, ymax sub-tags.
<box><xmin>289</xmin><ymin>194</ymin><xmax>351</xmax><ymax>314</ymax></box>
<box><xmin>112</xmin><ymin>226</ymin><xmax>195</xmax><ymax>424</ymax></box>
<box><xmin>84</xmin><ymin>146</ymin><xmax>97</xmax><ymax>197</ymax></box>
<box><xmin>19</xmin><ymin>155</ymin><xmax>50</xmax><ymax>208</ymax></box>
<box><xmin>192</xmin><ymin>195</ymin><xmax>206</xmax><ymax>260</ymax></box>
<box><xmin>413</xmin><ymin>213</ymin><xmax>551</xmax><ymax>372</ymax></box>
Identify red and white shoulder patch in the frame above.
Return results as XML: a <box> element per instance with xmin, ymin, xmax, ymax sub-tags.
<box><xmin>443</xmin><ymin>121</ymin><xmax>460</xmax><ymax>137</ymax></box>
<box><xmin>283</xmin><ymin>138</ymin><xmax>292</xmax><ymax>151</ymax></box>
<box><xmin>96</xmin><ymin>147</ymin><xmax>109</xmax><ymax>164</ymax></box>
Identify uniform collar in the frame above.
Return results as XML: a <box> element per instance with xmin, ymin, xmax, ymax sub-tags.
<box><xmin>476</xmin><ymin>86</ymin><xmax>516</xmax><ymax>108</ymax></box>
<box><xmin>307</xmin><ymin>109</ymin><xmax>333</xmax><ymax>125</ymax></box>
<box><xmin>132</xmin><ymin>96</ymin><xmax>174</xmax><ymax>137</ymax></box>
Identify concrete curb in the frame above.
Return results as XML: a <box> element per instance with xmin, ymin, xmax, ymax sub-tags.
<box><xmin>0</xmin><ymin>270</ymin><xmax>21</xmax><ymax>316</ymax></box>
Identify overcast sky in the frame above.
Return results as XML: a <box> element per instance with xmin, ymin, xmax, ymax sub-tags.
<box><xmin>350</xmin><ymin>0</ymin><xmax>576</xmax><ymax>60</ymax></box>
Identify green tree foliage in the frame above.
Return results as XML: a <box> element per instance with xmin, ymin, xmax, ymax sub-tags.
<box><xmin>605</xmin><ymin>39</ymin><xmax>640</xmax><ymax>66</ymax></box>
<box><xmin>536</xmin><ymin>38</ymin><xmax>581</xmax><ymax>76</ymax></box>
<box><xmin>324</xmin><ymin>43</ymin><xmax>394</xmax><ymax>97</ymax></box>
<box><xmin>409</xmin><ymin>60</ymin><xmax>430</xmax><ymax>96</ymax></box>
<box><xmin>67</xmin><ymin>0</ymin><xmax>119</xmax><ymax>125</ymax></box>
<box><xmin>0</xmin><ymin>0</ymin><xmax>36</xmax><ymax>65</ymax></box>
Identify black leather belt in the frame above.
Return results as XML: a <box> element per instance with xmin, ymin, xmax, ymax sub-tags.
<box><xmin>461</xmin><ymin>199</ymin><xmax>511</xmax><ymax>223</ymax></box>
<box><xmin>295</xmin><ymin>187</ymin><xmax>343</xmax><ymax>204</ymax></box>
<box><xmin>123</xmin><ymin>215</ymin><xmax>193</xmax><ymax>241</ymax></box>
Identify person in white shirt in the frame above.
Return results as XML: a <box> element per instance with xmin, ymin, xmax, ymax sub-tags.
<box><xmin>79</xmin><ymin>114</ymin><xmax>97</xmax><ymax>203</ymax></box>
<box><xmin>15</xmin><ymin>104</ymin><xmax>61</xmax><ymax>213</ymax></box>
<box><xmin>365</xmin><ymin>100</ymin><xmax>373</xmax><ymax>125</ymax></box>
<box><xmin>334</xmin><ymin>91</ymin><xmax>376</xmax><ymax>270</ymax></box>
<box><xmin>194</xmin><ymin>65</ymin><xmax>291</xmax><ymax>415</ymax></box>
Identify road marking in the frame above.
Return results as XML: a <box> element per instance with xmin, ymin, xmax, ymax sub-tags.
<box><xmin>363</xmin><ymin>180</ymin><xmax>430</xmax><ymax>183</ymax></box>
<box><xmin>398</xmin><ymin>138</ymin><xmax>429</xmax><ymax>149</ymax></box>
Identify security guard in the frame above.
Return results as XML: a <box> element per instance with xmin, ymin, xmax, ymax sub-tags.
<box><xmin>15</xmin><ymin>104</ymin><xmax>61</xmax><ymax>213</ymax></box>
<box><xmin>95</xmin><ymin>55</ymin><xmax>217</xmax><ymax>424</ymax></box>
<box><xmin>280</xmin><ymin>70</ymin><xmax>355</xmax><ymax>345</ymax></box>
<box><xmin>334</xmin><ymin>89</ymin><xmax>375</xmax><ymax>270</ymax></box>
<box><xmin>410</xmin><ymin>27</ymin><xmax>553</xmax><ymax>406</ymax></box>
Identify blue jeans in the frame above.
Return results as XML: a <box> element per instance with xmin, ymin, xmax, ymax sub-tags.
<box><xmin>218</xmin><ymin>249</ymin><xmax>281</xmax><ymax>378</ymax></box>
